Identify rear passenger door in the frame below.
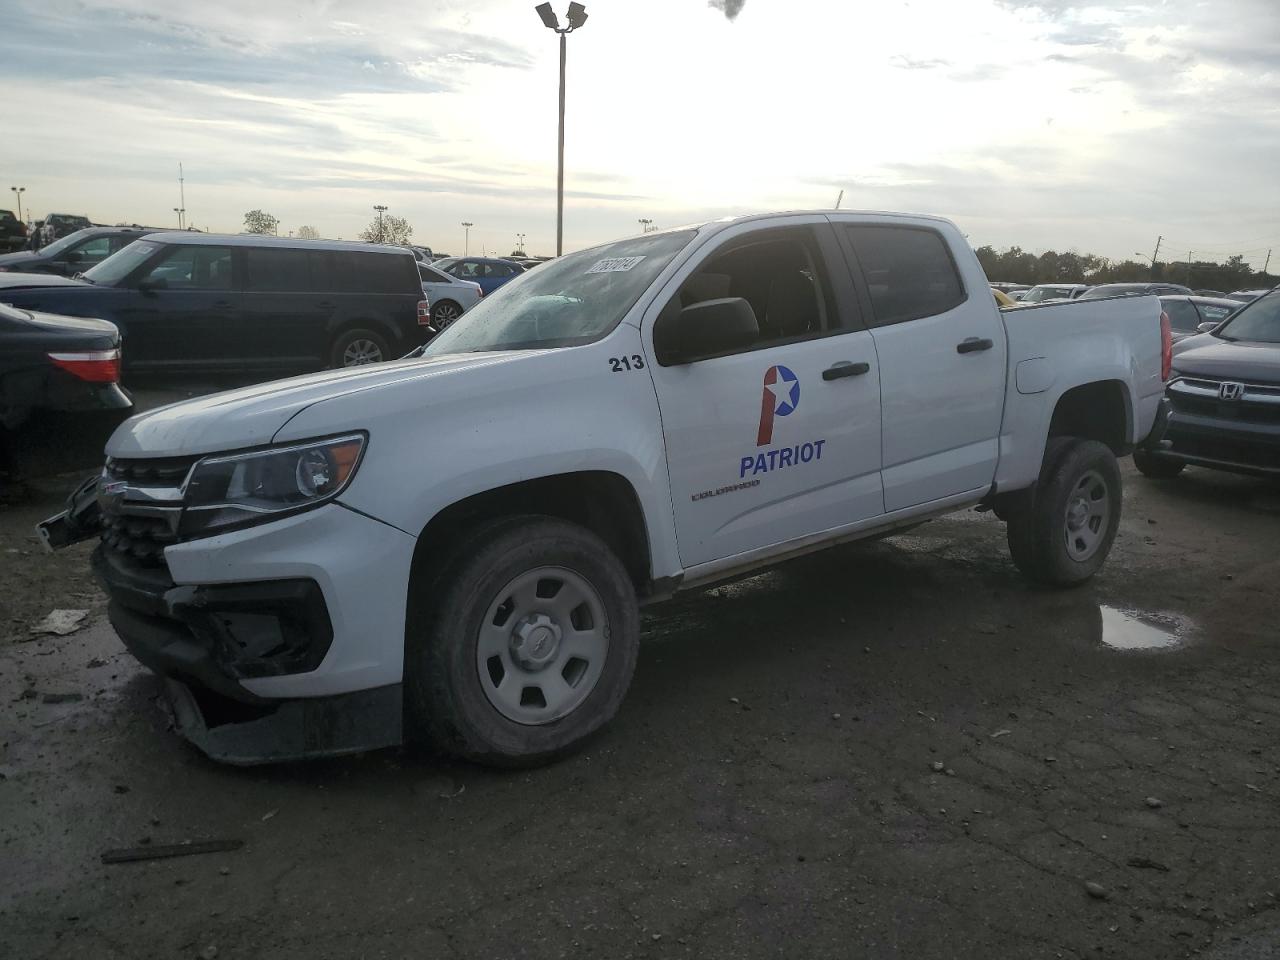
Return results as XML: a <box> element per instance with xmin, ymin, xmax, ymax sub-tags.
<box><xmin>838</xmin><ymin>221</ymin><xmax>1007</xmax><ymax>512</ymax></box>
<box><xmin>242</xmin><ymin>246</ymin><xmax>330</xmax><ymax>371</ymax></box>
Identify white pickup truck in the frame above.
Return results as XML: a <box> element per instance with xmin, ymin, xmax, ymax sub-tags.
<box><xmin>43</xmin><ymin>211</ymin><xmax>1170</xmax><ymax>766</ymax></box>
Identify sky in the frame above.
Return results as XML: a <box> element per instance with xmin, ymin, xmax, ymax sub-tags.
<box><xmin>2</xmin><ymin>0</ymin><xmax>1278</xmax><ymax>267</ymax></box>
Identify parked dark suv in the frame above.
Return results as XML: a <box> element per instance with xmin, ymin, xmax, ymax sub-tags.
<box><xmin>1138</xmin><ymin>290</ymin><xmax>1280</xmax><ymax>478</ymax></box>
<box><xmin>0</xmin><ymin>226</ymin><xmax>162</xmax><ymax>277</ymax></box>
<box><xmin>0</xmin><ymin>210</ymin><xmax>27</xmax><ymax>252</ymax></box>
<box><xmin>0</xmin><ymin>234</ymin><xmax>429</xmax><ymax>374</ymax></box>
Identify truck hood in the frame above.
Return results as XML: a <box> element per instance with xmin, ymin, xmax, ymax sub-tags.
<box><xmin>0</xmin><ymin>272</ymin><xmax>86</xmax><ymax>290</ymax></box>
<box><xmin>106</xmin><ymin>351</ymin><xmax>533</xmax><ymax>458</ymax></box>
<box><xmin>1172</xmin><ymin>339</ymin><xmax>1280</xmax><ymax>385</ymax></box>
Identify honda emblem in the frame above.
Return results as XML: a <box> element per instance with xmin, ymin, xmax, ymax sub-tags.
<box><xmin>1218</xmin><ymin>381</ymin><xmax>1244</xmax><ymax>401</ymax></box>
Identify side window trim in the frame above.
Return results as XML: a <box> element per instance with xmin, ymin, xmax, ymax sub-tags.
<box><xmin>836</xmin><ymin>223</ymin><xmax>970</xmax><ymax>329</ymax></box>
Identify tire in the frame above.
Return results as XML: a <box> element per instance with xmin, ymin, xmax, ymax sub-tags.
<box><xmin>1133</xmin><ymin>449</ymin><xmax>1185</xmax><ymax>479</ymax></box>
<box><xmin>431</xmin><ymin>300</ymin><xmax>463</xmax><ymax>330</ymax></box>
<box><xmin>406</xmin><ymin>516</ymin><xmax>640</xmax><ymax>767</ymax></box>
<box><xmin>1006</xmin><ymin>438</ymin><xmax>1122</xmax><ymax>586</ymax></box>
<box><xmin>329</xmin><ymin>327</ymin><xmax>390</xmax><ymax>368</ymax></box>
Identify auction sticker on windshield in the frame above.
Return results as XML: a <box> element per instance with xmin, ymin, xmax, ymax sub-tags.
<box><xmin>585</xmin><ymin>256</ymin><xmax>646</xmax><ymax>274</ymax></box>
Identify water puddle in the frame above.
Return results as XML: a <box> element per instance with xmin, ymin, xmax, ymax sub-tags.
<box><xmin>1099</xmin><ymin>606</ymin><xmax>1188</xmax><ymax>651</ymax></box>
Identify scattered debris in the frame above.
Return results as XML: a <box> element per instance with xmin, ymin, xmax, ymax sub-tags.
<box><xmin>728</xmin><ymin>697</ymin><xmax>740</xmax><ymax>705</ymax></box>
<box><xmin>930</xmin><ymin>761</ymin><xmax>945</xmax><ymax>773</ymax></box>
<box><xmin>113</xmin><ymin>784</ymin><xmax>130</xmax><ymax>795</ymax></box>
<box><xmin>261</xmin><ymin>809</ymin><xmax>278</xmax><ymax>822</ymax></box>
<box><xmin>944</xmin><ymin>768</ymin><xmax>956</xmax><ymax>777</ymax></box>
<box><xmin>31</xmin><ymin>609</ymin><xmax>89</xmax><ymax>636</ymax></box>
<box><xmin>990</xmin><ymin>729</ymin><xmax>1012</xmax><ymax>739</ymax></box>
<box><xmin>1085</xmin><ymin>881</ymin><xmax>1109</xmax><ymax>900</ymax></box>
<box><xmin>101</xmin><ymin>839</ymin><xmax>244</xmax><ymax>864</ymax></box>
<box><xmin>42</xmin><ymin>692</ymin><xmax>83</xmax><ymax>705</ymax></box>
<box><xmin>86</xmin><ymin>657</ymin><xmax>107</xmax><ymax>668</ymax></box>
<box><xmin>1127</xmin><ymin>857</ymin><xmax>1170</xmax><ymax>872</ymax></box>
<box><xmin>1145</xmin><ymin>797</ymin><xmax>1163</xmax><ymax>809</ymax></box>
<box><xmin>832</xmin><ymin>713</ymin><xmax>841</xmax><ymax>720</ymax></box>
<box><xmin>916</xmin><ymin>710</ymin><xmax>936</xmax><ymax>722</ymax></box>
<box><xmin>1044</xmin><ymin>756</ymin><xmax>1057</xmax><ymax>763</ymax></box>
<box><xmin>199</xmin><ymin>945</ymin><xmax>219</xmax><ymax>959</ymax></box>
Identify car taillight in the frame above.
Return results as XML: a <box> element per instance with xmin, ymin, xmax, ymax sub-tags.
<box><xmin>417</xmin><ymin>299</ymin><xmax>431</xmax><ymax>326</ymax></box>
<box><xmin>1159</xmin><ymin>310</ymin><xmax>1172</xmax><ymax>381</ymax></box>
<box><xmin>48</xmin><ymin>348</ymin><xmax>121</xmax><ymax>383</ymax></box>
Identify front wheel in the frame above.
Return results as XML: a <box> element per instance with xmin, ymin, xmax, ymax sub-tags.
<box><xmin>406</xmin><ymin>516</ymin><xmax>640</xmax><ymax>767</ymax></box>
<box><xmin>431</xmin><ymin>300</ymin><xmax>463</xmax><ymax>330</ymax></box>
<box><xmin>1006</xmin><ymin>438</ymin><xmax>1122</xmax><ymax>586</ymax></box>
<box><xmin>329</xmin><ymin>328</ymin><xmax>389</xmax><ymax>368</ymax></box>
<box><xmin>1133</xmin><ymin>449</ymin><xmax>1185</xmax><ymax>479</ymax></box>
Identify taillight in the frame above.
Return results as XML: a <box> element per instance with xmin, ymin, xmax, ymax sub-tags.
<box><xmin>48</xmin><ymin>348</ymin><xmax>121</xmax><ymax>383</ymax></box>
<box><xmin>1159</xmin><ymin>310</ymin><xmax>1172</xmax><ymax>381</ymax></box>
<box><xmin>417</xmin><ymin>299</ymin><xmax>431</xmax><ymax>326</ymax></box>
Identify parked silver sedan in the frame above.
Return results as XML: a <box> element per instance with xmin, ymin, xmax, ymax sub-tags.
<box><xmin>418</xmin><ymin>261</ymin><xmax>483</xmax><ymax>330</ymax></box>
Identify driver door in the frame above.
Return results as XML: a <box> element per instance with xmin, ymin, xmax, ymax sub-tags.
<box><xmin>645</xmin><ymin>221</ymin><xmax>885</xmax><ymax>569</ymax></box>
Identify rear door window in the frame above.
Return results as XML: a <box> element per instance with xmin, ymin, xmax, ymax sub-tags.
<box><xmin>843</xmin><ymin>225</ymin><xmax>967</xmax><ymax>326</ymax></box>
<box><xmin>245</xmin><ymin>248</ymin><xmax>312</xmax><ymax>292</ymax></box>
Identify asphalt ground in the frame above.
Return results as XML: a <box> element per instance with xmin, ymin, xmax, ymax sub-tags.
<box><xmin>2</xmin><ymin>404</ymin><xmax>1279</xmax><ymax>959</ymax></box>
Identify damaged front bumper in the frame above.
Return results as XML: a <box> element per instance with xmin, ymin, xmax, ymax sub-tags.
<box><xmin>93</xmin><ymin>544</ymin><xmax>405</xmax><ymax>763</ymax></box>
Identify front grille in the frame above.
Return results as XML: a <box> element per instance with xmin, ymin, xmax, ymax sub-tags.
<box><xmin>100</xmin><ymin>454</ymin><xmax>199</xmax><ymax>568</ymax></box>
<box><xmin>1169</xmin><ymin>377</ymin><xmax>1280</xmax><ymax>425</ymax></box>
<box><xmin>106</xmin><ymin>455</ymin><xmax>200</xmax><ymax>486</ymax></box>
<box><xmin>101</xmin><ymin>510</ymin><xmax>182</xmax><ymax>565</ymax></box>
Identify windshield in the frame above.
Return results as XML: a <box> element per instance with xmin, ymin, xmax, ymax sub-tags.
<box><xmin>37</xmin><ymin>228</ymin><xmax>97</xmax><ymax>259</ymax></box>
<box><xmin>82</xmin><ymin>239</ymin><xmax>161</xmax><ymax>285</ymax></box>
<box><xmin>424</xmin><ymin>231</ymin><xmax>696</xmax><ymax>353</ymax></box>
<box><xmin>1022</xmin><ymin>285</ymin><xmax>1075</xmax><ymax>303</ymax></box>
<box><xmin>1216</xmin><ymin>290</ymin><xmax>1280</xmax><ymax>343</ymax></box>
<box><xmin>1077</xmin><ymin>284</ymin><xmax>1145</xmax><ymax>300</ymax></box>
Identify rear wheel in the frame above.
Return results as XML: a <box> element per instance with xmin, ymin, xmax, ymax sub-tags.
<box><xmin>1133</xmin><ymin>449</ymin><xmax>1185</xmax><ymax>479</ymax></box>
<box><xmin>431</xmin><ymin>300</ymin><xmax>463</xmax><ymax>330</ymax></box>
<box><xmin>329</xmin><ymin>328</ymin><xmax>389</xmax><ymax>368</ymax></box>
<box><xmin>1007</xmin><ymin>438</ymin><xmax>1122</xmax><ymax>586</ymax></box>
<box><xmin>406</xmin><ymin>516</ymin><xmax>640</xmax><ymax>767</ymax></box>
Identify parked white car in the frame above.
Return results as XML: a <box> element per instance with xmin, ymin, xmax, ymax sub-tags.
<box><xmin>1019</xmin><ymin>283</ymin><xmax>1089</xmax><ymax>303</ymax></box>
<box><xmin>418</xmin><ymin>261</ymin><xmax>482</xmax><ymax>329</ymax></box>
<box><xmin>43</xmin><ymin>210</ymin><xmax>1168</xmax><ymax>767</ymax></box>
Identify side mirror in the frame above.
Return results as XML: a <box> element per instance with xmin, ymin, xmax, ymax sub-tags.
<box><xmin>654</xmin><ymin>297</ymin><xmax>759</xmax><ymax>365</ymax></box>
<box><xmin>1197</xmin><ymin>321</ymin><xmax>1217</xmax><ymax>333</ymax></box>
<box><xmin>137</xmin><ymin>277</ymin><xmax>167</xmax><ymax>294</ymax></box>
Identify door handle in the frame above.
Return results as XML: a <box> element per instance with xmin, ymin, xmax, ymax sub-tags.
<box><xmin>956</xmin><ymin>337</ymin><xmax>994</xmax><ymax>354</ymax></box>
<box><xmin>316</xmin><ymin>300</ymin><xmax>335</xmax><ymax>309</ymax></box>
<box><xmin>822</xmin><ymin>361</ymin><xmax>871</xmax><ymax>381</ymax></box>
<box><xmin>212</xmin><ymin>300</ymin><xmax>234</xmax><ymax>309</ymax></box>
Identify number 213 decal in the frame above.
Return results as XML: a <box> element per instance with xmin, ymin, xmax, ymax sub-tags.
<box><xmin>609</xmin><ymin>355</ymin><xmax>646</xmax><ymax>372</ymax></box>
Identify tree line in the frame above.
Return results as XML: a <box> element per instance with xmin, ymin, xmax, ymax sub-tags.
<box><xmin>975</xmin><ymin>244</ymin><xmax>1275</xmax><ymax>292</ymax></box>
<box><xmin>241</xmin><ymin>210</ymin><xmax>412</xmax><ymax>245</ymax></box>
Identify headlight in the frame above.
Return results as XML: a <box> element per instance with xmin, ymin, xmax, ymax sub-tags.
<box><xmin>180</xmin><ymin>434</ymin><xmax>366</xmax><ymax>536</ymax></box>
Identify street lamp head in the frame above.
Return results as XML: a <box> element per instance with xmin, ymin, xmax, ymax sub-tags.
<box><xmin>535</xmin><ymin>2</ymin><xmax>560</xmax><ymax>29</ymax></box>
<box><xmin>566</xmin><ymin>2</ymin><xmax>588</xmax><ymax>28</ymax></box>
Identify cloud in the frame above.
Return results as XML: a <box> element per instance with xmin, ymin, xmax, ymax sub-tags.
<box><xmin>890</xmin><ymin>55</ymin><xmax>950</xmax><ymax>70</ymax></box>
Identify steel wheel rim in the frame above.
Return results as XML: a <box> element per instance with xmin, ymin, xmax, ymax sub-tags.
<box><xmin>342</xmin><ymin>338</ymin><xmax>383</xmax><ymax>366</ymax></box>
<box><xmin>433</xmin><ymin>303</ymin><xmax>460</xmax><ymax>327</ymax></box>
<box><xmin>475</xmin><ymin>566</ymin><xmax>610</xmax><ymax>726</ymax></box>
<box><xmin>1064</xmin><ymin>469</ymin><xmax>1109</xmax><ymax>561</ymax></box>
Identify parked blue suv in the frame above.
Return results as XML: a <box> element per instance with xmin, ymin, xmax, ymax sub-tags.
<box><xmin>432</xmin><ymin>256</ymin><xmax>525</xmax><ymax>296</ymax></box>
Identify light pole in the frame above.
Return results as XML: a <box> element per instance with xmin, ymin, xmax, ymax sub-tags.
<box><xmin>461</xmin><ymin>221</ymin><xmax>473</xmax><ymax>255</ymax></box>
<box><xmin>638</xmin><ymin>218</ymin><xmax>653</xmax><ymax>233</ymax></box>
<box><xmin>535</xmin><ymin>2</ymin><xmax>588</xmax><ymax>257</ymax></box>
<box><xmin>373</xmin><ymin>205</ymin><xmax>389</xmax><ymax>243</ymax></box>
<box><xmin>10</xmin><ymin>187</ymin><xmax>25</xmax><ymax>222</ymax></box>
<box><xmin>173</xmin><ymin>207</ymin><xmax>185</xmax><ymax>228</ymax></box>
<box><xmin>516</xmin><ymin>232</ymin><xmax>526</xmax><ymax>255</ymax></box>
